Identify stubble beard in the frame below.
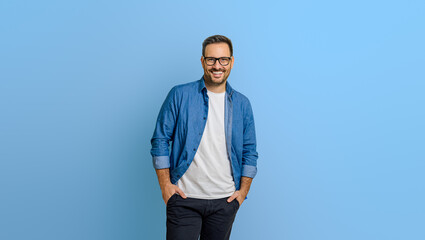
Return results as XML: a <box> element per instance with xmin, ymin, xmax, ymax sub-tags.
<box><xmin>204</xmin><ymin>70</ymin><xmax>230</xmax><ymax>87</ymax></box>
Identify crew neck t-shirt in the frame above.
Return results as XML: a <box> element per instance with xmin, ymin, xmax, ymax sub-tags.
<box><xmin>176</xmin><ymin>89</ymin><xmax>236</xmax><ymax>199</ymax></box>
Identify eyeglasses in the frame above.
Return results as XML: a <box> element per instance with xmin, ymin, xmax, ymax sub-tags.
<box><xmin>203</xmin><ymin>57</ymin><xmax>232</xmax><ymax>66</ymax></box>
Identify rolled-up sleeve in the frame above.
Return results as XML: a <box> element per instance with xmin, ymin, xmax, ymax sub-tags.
<box><xmin>241</xmin><ymin>99</ymin><xmax>258</xmax><ymax>178</ymax></box>
<box><xmin>150</xmin><ymin>87</ymin><xmax>178</xmax><ymax>169</ymax></box>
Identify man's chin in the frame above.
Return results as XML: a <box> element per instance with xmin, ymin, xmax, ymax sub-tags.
<box><xmin>206</xmin><ymin>76</ymin><xmax>226</xmax><ymax>86</ymax></box>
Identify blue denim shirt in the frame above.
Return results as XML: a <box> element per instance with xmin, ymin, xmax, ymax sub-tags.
<box><xmin>150</xmin><ymin>76</ymin><xmax>258</xmax><ymax>190</ymax></box>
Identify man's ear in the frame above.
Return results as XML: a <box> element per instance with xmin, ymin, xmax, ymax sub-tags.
<box><xmin>230</xmin><ymin>56</ymin><xmax>235</xmax><ymax>69</ymax></box>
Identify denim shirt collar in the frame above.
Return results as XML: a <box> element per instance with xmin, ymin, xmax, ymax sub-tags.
<box><xmin>199</xmin><ymin>75</ymin><xmax>234</xmax><ymax>97</ymax></box>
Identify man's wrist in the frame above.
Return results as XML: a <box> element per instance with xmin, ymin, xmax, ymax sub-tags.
<box><xmin>238</xmin><ymin>188</ymin><xmax>248</xmax><ymax>197</ymax></box>
<box><xmin>160</xmin><ymin>182</ymin><xmax>173</xmax><ymax>191</ymax></box>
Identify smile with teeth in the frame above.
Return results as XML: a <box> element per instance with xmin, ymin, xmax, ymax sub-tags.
<box><xmin>212</xmin><ymin>71</ymin><xmax>223</xmax><ymax>77</ymax></box>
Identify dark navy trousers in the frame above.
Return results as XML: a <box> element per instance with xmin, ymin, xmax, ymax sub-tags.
<box><xmin>166</xmin><ymin>194</ymin><xmax>240</xmax><ymax>240</ymax></box>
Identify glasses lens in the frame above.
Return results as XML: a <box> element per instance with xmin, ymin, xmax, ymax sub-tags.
<box><xmin>219</xmin><ymin>57</ymin><xmax>230</xmax><ymax>66</ymax></box>
<box><xmin>205</xmin><ymin>57</ymin><xmax>216</xmax><ymax>66</ymax></box>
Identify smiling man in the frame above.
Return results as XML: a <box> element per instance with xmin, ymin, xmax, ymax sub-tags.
<box><xmin>151</xmin><ymin>35</ymin><xmax>258</xmax><ymax>240</ymax></box>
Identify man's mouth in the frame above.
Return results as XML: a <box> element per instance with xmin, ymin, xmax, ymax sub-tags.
<box><xmin>211</xmin><ymin>71</ymin><xmax>223</xmax><ymax>77</ymax></box>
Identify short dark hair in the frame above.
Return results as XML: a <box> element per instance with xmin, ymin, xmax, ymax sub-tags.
<box><xmin>202</xmin><ymin>35</ymin><xmax>233</xmax><ymax>57</ymax></box>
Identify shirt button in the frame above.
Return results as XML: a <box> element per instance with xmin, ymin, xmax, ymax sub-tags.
<box><xmin>203</xmin><ymin>117</ymin><xmax>206</xmax><ymax>120</ymax></box>
<box><xmin>193</xmin><ymin>148</ymin><xmax>196</xmax><ymax>151</ymax></box>
<box><xmin>186</xmin><ymin>163</ymin><xmax>190</xmax><ymax>166</ymax></box>
<box><xmin>177</xmin><ymin>175</ymin><xmax>180</xmax><ymax>177</ymax></box>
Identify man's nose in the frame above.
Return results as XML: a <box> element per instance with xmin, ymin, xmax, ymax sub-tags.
<box><xmin>213</xmin><ymin>59</ymin><xmax>222</xmax><ymax>68</ymax></box>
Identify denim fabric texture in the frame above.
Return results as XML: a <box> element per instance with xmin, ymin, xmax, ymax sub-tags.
<box><xmin>150</xmin><ymin>76</ymin><xmax>258</xmax><ymax>190</ymax></box>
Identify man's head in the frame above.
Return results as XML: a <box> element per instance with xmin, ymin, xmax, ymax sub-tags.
<box><xmin>201</xmin><ymin>35</ymin><xmax>234</xmax><ymax>91</ymax></box>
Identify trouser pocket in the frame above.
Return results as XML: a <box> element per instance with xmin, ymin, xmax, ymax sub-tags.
<box><xmin>166</xmin><ymin>193</ymin><xmax>177</xmax><ymax>206</ymax></box>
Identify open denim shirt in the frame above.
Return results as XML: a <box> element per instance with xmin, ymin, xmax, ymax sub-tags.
<box><xmin>150</xmin><ymin>76</ymin><xmax>258</xmax><ymax>190</ymax></box>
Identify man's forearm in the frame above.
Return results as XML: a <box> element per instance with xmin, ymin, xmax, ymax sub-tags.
<box><xmin>239</xmin><ymin>176</ymin><xmax>253</xmax><ymax>197</ymax></box>
<box><xmin>155</xmin><ymin>168</ymin><xmax>172</xmax><ymax>190</ymax></box>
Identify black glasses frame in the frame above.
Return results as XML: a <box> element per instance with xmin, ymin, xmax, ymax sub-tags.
<box><xmin>203</xmin><ymin>56</ymin><xmax>232</xmax><ymax>66</ymax></box>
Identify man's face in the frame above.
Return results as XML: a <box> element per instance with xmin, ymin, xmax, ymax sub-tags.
<box><xmin>201</xmin><ymin>43</ymin><xmax>234</xmax><ymax>87</ymax></box>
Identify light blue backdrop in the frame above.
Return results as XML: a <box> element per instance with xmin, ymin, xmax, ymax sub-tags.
<box><xmin>1</xmin><ymin>0</ymin><xmax>424</xmax><ymax>239</ymax></box>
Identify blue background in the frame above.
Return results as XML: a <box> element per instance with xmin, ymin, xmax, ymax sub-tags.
<box><xmin>1</xmin><ymin>0</ymin><xmax>424</xmax><ymax>239</ymax></box>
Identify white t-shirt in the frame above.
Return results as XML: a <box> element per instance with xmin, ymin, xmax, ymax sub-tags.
<box><xmin>176</xmin><ymin>90</ymin><xmax>236</xmax><ymax>199</ymax></box>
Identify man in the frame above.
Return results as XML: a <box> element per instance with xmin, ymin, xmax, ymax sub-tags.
<box><xmin>150</xmin><ymin>35</ymin><xmax>258</xmax><ymax>240</ymax></box>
